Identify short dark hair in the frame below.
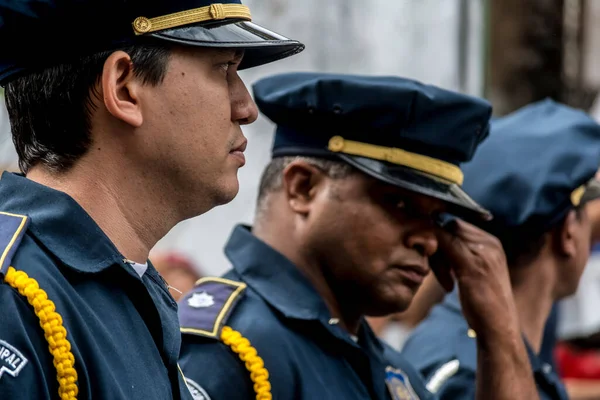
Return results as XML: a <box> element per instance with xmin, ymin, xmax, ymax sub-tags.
<box><xmin>5</xmin><ymin>42</ymin><xmax>172</xmax><ymax>173</ymax></box>
<box><xmin>495</xmin><ymin>206</ymin><xmax>583</xmax><ymax>268</ymax></box>
<box><xmin>255</xmin><ymin>156</ymin><xmax>354</xmax><ymax>217</ymax></box>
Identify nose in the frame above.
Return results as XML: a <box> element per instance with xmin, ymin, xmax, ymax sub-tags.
<box><xmin>230</xmin><ymin>74</ymin><xmax>259</xmax><ymax>125</ymax></box>
<box><xmin>405</xmin><ymin>228</ymin><xmax>438</xmax><ymax>258</ymax></box>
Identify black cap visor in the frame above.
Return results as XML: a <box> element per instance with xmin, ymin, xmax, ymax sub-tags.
<box><xmin>150</xmin><ymin>19</ymin><xmax>304</xmax><ymax>69</ymax></box>
<box><xmin>339</xmin><ymin>155</ymin><xmax>493</xmax><ymax>222</ymax></box>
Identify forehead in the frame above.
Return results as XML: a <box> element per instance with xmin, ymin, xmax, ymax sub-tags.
<box><xmin>211</xmin><ymin>48</ymin><xmax>244</xmax><ymax>59</ymax></box>
<box><xmin>341</xmin><ymin>172</ymin><xmax>448</xmax><ymax>214</ymax></box>
<box><xmin>172</xmin><ymin>46</ymin><xmax>244</xmax><ymax>62</ymax></box>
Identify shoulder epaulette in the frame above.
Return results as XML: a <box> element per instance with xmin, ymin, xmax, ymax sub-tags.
<box><xmin>0</xmin><ymin>211</ymin><xmax>29</xmax><ymax>276</ymax></box>
<box><xmin>1</xmin><ymin>211</ymin><xmax>78</xmax><ymax>399</ymax></box>
<box><xmin>179</xmin><ymin>277</ymin><xmax>272</xmax><ymax>399</ymax></box>
<box><xmin>179</xmin><ymin>277</ymin><xmax>246</xmax><ymax>339</ymax></box>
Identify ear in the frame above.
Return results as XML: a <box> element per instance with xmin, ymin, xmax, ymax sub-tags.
<box><xmin>281</xmin><ymin>161</ymin><xmax>326</xmax><ymax>216</ymax></box>
<box><xmin>100</xmin><ymin>51</ymin><xmax>143</xmax><ymax>128</ymax></box>
<box><xmin>556</xmin><ymin>209</ymin><xmax>579</xmax><ymax>258</ymax></box>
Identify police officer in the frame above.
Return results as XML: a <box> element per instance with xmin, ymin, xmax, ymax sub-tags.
<box><xmin>178</xmin><ymin>72</ymin><xmax>542</xmax><ymax>400</ymax></box>
<box><xmin>0</xmin><ymin>0</ymin><xmax>303</xmax><ymax>398</ymax></box>
<box><xmin>401</xmin><ymin>100</ymin><xmax>600</xmax><ymax>400</ymax></box>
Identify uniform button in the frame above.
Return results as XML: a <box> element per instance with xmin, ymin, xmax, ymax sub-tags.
<box><xmin>329</xmin><ymin>318</ymin><xmax>340</xmax><ymax>325</ymax></box>
<box><xmin>542</xmin><ymin>363</ymin><xmax>552</xmax><ymax>374</ymax></box>
<box><xmin>467</xmin><ymin>329</ymin><xmax>477</xmax><ymax>338</ymax></box>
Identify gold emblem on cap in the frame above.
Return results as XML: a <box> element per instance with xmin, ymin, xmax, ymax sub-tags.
<box><xmin>133</xmin><ymin>16</ymin><xmax>152</xmax><ymax>34</ymax></box>
<box><xmin>328</xmin><ymin>136</ymin><xmax>345</xmax><ymax>152</ymax></box>
<box><xmin>571</xmin><ymin>185</ymin><xmax>585</xmax><ymax>207</ymax></box>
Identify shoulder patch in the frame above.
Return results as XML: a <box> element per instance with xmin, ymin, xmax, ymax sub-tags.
<box><xmin>0</xmin><ymin>339</ymin><xmax>28</xmax><ymax>379</ymax></box>
<box><xmin>185</xmin><ymin>378</ymin><xmax>212</xmax><ymax>400</ymax></box>
<box><xmin>179</xmin><ymin>277</ymin><xmax>246</xmax><ymax>339</ymax></box>
<box><xmin>0</xmin><ymin>212</ymin><xmax>29</xmax><ymax>276</ymax></box>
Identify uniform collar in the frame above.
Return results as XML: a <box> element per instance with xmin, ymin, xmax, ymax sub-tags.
<box><xmin>225</xmin><ymin>224</ymin><xmax>331</xmax><ymax>321</ymax></box>
<box><xmin>443</xmin><ymin>287</ymin><xmax>462</xmax><ymax>312</ymax></box>
<box><xmin>0</xmin><ymin>172</ymin><xmax>124</xmax><ymax>272</ymax></box>
<box><xmin>445</xmin><ymin>287</ymin><xmax>552</xmax><ymax>375</ymax></box>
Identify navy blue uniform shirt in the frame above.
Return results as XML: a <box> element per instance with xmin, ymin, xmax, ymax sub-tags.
<box><xmin>0</xmin><ymin>172</ymin><xmax>192</xmax><ymax>399</ymax></box>
<box><xmin>179</xmin><ymin>225</ymin><xmax>433</xmax><ymax>400</ymax></box>
<box><xmin>401</xmin><ymin>291</ymin><xmax>568</xmax><ymax>400</ymax></box>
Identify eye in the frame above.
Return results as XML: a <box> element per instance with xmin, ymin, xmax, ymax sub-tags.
<box><xmin>219</xmin><ymin>62</ymin><xmax>231</xmax><ymax>73</ymax></box>
<box><xmin>219</xmin><ymin>61</ymin><xmax>238</xmax><ymax>75</ymax></box>
<box><xmin>383</xmin><ymin>194</ymin><xmax>406</xmax><ymax>209</ymax></box>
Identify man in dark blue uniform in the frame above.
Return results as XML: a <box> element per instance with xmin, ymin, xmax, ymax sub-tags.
<box><xmin>401</xmin><ymin>100</ymin><xmax>600</xmax><ymax>400</ymax></box>
<box><xmin>178</xmin><ymin>72</ymin><xmax>543</xmax><ymax>400</ymax></box>
<box><xmin>0</xmin><ymin>0</ymin><xmax>303</xmax><ymax>398</ymax></box>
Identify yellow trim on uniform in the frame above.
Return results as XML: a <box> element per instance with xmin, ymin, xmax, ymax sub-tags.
<box><xmin>132</xmin><ymin>3</ymin><xmax>252</xmax><ymax>35</ymax></box>
<box><xmin>328</xmin><ymin>136</ymin><xmax>464</xmax><ymax>185</ymax></box>
<box><xmin>571</xmin><ymin>185</ymin><xmax>585</xmax><ymax>207</ymax></box>
<box><xmin>221</xmin><ymin>326</ymin><xmax>271</xmax><ymax>400</ymax></box>
<box><xmin>180</xmin><ymin>277</ymin><xmax>247</xmax><ymax>337</ymax></box>
<box><xmin>178</xmin><ymin>363</ymin><xmax>191</xmax><ymax>392</ymax></box>
<box><xmin>4</xmin><ymin>267</ymin><xmax>78</xmax><ymax>400</ymax></box>
<box><xmin>179</xmin><ymin>279</ymin><xmax>268</xmax><ymax>397</ymax></box>
<box><xmin>0</xmin><ymin>211</ymin><xmax>28</xmax><ymax>270</ymax></box>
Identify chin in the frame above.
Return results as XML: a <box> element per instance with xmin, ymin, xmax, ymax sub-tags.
<box><xmin>214</xmin><ymin>179</ymin><xmax>240</xmax><ymax>206</ymax></box>
<box><xmin>367</xmin><ymin>293</ymin><xmax>414</xmax><ymax>316</ymax></box>
<box><xmin>559</xmin><ymin>283</ymin><xmax>579</xmax><ymax>300</ymax></box>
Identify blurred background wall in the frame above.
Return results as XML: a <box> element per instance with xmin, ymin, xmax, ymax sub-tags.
<box><xmin>2</xmin><ymin>0</ymin><xmax>600</xmax><ymax>276</ymax></box>
<box><xmin>152</xmin><ymin>0</ymin><xmax>487</xmax><ymax>275</ymax></box>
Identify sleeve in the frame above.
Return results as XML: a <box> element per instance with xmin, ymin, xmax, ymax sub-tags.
<box><xmin>179</xmin><ymin>335</ymin><xmax>255</xmax><ymax>400</ymax></box>
<box><xmin>433</xmin><ymin>368</ymin><xmax>476</xmax><ymax>400</ymax></box>
<box><xmin>0</xmin><ymin>284</ymin><xmax>57</xmax><ymax>399</ymax></box>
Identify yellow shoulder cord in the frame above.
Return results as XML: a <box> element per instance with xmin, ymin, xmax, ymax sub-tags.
<box><xmin>4</xmin><ymin>266</ymin><xmax>78</xmax><ymax>400</ymax></box>
<box><xmin>221</xmin><ymin>326</ymin><xmax>272</xmax><ymax>400</ymax></box>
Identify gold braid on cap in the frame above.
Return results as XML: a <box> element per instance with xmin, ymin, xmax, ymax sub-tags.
<box><xmin>328</xmin><ymin>136</ymin><xmax>465</xmax><ymax>185</ymax></box>
<box><xmin>132</xmin><ymin>3</ymin><xmax>251</xmax><ymax>35</ymax></box>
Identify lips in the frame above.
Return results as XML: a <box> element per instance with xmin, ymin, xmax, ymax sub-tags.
<box><xmin>231</xmin><ymin>138</ymin><xmax>248</xmax><ymax>153</ymax></box>
<box><xmin>392</xmin><ymin>264</ymin><xmax>430</xmax><ymax>285</ymax></box>
<box><xmin>229</xmin><ymin>138</ymin><xmax>247</xmax><ymax>166</ymax></box>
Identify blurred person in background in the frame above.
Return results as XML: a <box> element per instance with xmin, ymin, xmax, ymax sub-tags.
<box><xmin>553</xmin><ymin>174</ymin><xmax>600</xmax><ymax>400</ymax></box>
<box><xmin>0</xmin><ymin>0</ymin><xmax>303</xmax><ymax>398</ymax></box>
<box><xmin>151</xmin><ymin>252</ymin><xmax>203</xmax><ymax>301</ymax></box>
<box><xmin>177</xmin><ymin>72</ymin><xmax>542</xmax><ymax>400</ymax></box>
<box><xmin>401</xmin><ymin>100</ymin><xmax>600</xmax><ymax>400</ymax></box>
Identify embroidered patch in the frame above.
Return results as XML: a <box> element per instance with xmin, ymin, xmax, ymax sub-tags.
<box><xmin>185</xmin><ymin>378</ymin><xmax>212</xmax><ymax>400</ymax></box>
<box><xmin>0</xmin><ymin>340</ymin><xmax>28</xmax><ymax>380</ymax></box>
<box><xmin>187</xmin><ymin>292</ymin><xmax>215</xmax><ymax>308</ymax></box>
<box><xmin>0</xmin><ymin>212</ymin><xmax>29</xmax><ymax>276</ymax></box>
<box><xmin>179</xmin><ymin>277</ymin><xmax>246</xmax><ymax>338</ymax></box>
<box><xmin>385</xmin><ymin>366</ymin><xmax>420</xmax><ymax>400</ymax></box>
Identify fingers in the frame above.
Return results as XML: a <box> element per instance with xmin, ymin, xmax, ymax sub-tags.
<box><xmin>430</xmin><ymin>255</ymin><xmax>455</xmax><ymax>292</ymax></box>
<box><xmin>452</xmin><ymin>219</ymin><xmax>502</xmax><ymax>248</ymax></box>
<box><xmin>431</xmin><ymin>218</ymin><xmax>507</xmax><ymax>284</ymax></box>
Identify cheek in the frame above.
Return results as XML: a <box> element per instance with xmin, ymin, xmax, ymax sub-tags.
<box><xmin>323</xmin><ymin>206</ymin><xmax>400</xmax><ymax>275</ymax></box>
<box><xmin>159</xmin><ymin>71</ymin><xmax>232</xmax><ymax>128</ymax></box>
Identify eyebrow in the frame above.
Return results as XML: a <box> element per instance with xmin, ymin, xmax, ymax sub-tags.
<box><xmin>213</xmin><ymin>49</ymin><xmax>244</xmax><ymax>62</ymax></box>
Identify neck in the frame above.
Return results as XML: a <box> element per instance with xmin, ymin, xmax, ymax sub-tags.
<box><xmin>27</xmin><ymin>157</ymin><xmax>181</xmax><ymax>263</ymax></box>
<box><xmin>511</xmin><ymin>255</ymin><xmax>557</xmax><ymax>353</ymax></box>
<box><xmin>254</xmin><ymin>214</ymin><xmax>362</xmax><ymax>335</ymax></box>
